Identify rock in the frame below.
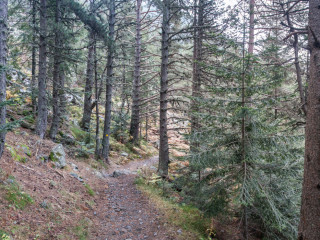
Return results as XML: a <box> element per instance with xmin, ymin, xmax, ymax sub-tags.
<box><xmin>94</xmin><ymin>171</ymin><xmax>104</xmax><ymax>179</ymax></box>
<box><xmin>102</xmin><ymin>170</ymin><xmax>110</xmax><ymax>178</ymax></box>
<box><xmin>177</xmin><ymin>229</ymin><xmax>182</xmax><ymax>234</ymax></box>
<box><xmin>38</xmin><ymin>155</ymin><xmax>49</xmax><ymax>162</ymax></box>
<box><xmin>21</xmin><ymin>145</ymin><xmax>31</xmax><ymax>157</ymax></box>
<box><xmin>121</xmin><ymin>152</ymin><xmax>129</xmax><ymax>157</ymax></box>
<box><xmin>49</xmin><ymin>181</ymin><xmax>56</xmax><ymax>189</ymax></box>
<box><xmin>3</xmin><ymin>178</ymin><xmax>14</xmax><ymax>185</ymax></box>
<box><xmin>70</xmin><ymin>172</ymin><xmax>84</xmax><ymax>182</ymax></box>
<box><xmin>149</xmin><ymin>166</ymin><xmax>157</xmax><ymax>171</ymax></box>
<box><xmin>112</xmin><ymin>170</ymin><xmax>132</xmax><ymax>177</ymax></box>
<box><xmin>40</xmin><ymin>200</ymin><xmax>48</xmax><ymax>209</ymax></box>
<box><xmin>49</xmin><ymin>144</ymin><xmax>66</xmax><ymax>168</ymax></box>
<box><xmin>70</xmin><ymin>163</ymin><xmax>79</xmax><ymax>171</ymax></box>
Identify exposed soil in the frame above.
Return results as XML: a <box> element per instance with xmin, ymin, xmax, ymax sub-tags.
<box><xmin>90</xmin><ymin>156</ymin><xmax>179</xmax><ymax>240</ymax></box>
<box><xmin>0</xmin><ymin>128</ymin><xmax>180</xmax><ymax>240</ymax></box>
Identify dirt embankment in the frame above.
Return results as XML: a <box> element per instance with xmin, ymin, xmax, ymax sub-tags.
<box><xmin>0</xmin><ymin>128</ymin><xmax>183</xmax><ymax>240</ymax></box>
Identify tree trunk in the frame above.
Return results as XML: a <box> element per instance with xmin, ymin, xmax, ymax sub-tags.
<box><xmin>293</xmin><ymin>33</ymin><xmax>307</xmax><ymax>115</ymax></box>
<box><xmin>49</xmin><ymin>0</ymin><xmax>62</xmax><ymax>140</ymax></box>
<box><xmin>248</xmin><ymin>0</ymin><xmax>255</xmax><ymax>55</ymax></box>
<box><xmin>80</xmin><ymin>30</ymin><xmax>95</xmax><ymax>132</ymax></box>
<box><xmin>129</xmin><ymin>0</ymin><xmax>142</xmax><ymax>144</ymax></box>
<box><xmin>298</xmin><ymin>1</ymin><xmax>320</xmax><ymax>238</ymax></box>
<box><xmin>158</xmin><ymin>0</ymin><xmax>170</xmax><ymax>177</ymax></box>
<box><xmin>190</xmin><ymin>0</ymin><xmax>203</xmax><ymax>152</ymax></box>
<box><xmin>31</xmin><ymin>0</ymin><xmax>37</xmax><ymax>116</ymax></box>
<box><xmin>101</xmin><ymin>0</ymin><xmax>115</xmax><ymax>162</ymax></box>
<box><xmin>283</xmin><ymin>4</ymin><xmax>307</xmax><ymax>116</ymax></box>
<box><xmin>242</xmin><ymin>1</ymin><xmax>255</xmax><ymax>239</ymax></box>
<box><xmin>94</xmin><ymin>42</ymin><xmax>100</xmax><ymax>157</ymax></box>
<box><xmin>36</xmin><ymin>0</ymin><xmax>48</xmax><ymax>139</ymax></box>
<box><xmin>0</xmin><ymin>0</ymin><xmax>8</xmax><ymax>158</ymax></box>
<box><xmin>59</xmin><ymin>68</ymin><xmax>66</xmax><ymax>122</ymax></box>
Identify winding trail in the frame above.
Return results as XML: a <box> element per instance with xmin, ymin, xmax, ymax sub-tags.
<box><xmin>96</xmin><ymin>156</ymin><xmax>176</xmax><ymax>240</ymax></box>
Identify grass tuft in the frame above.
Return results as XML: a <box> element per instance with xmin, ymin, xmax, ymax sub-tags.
<box><xmin>3</xmin><ymin>177</ymin><xmax>33</xmax><ymax>210</ymax></box>
<box><xmin>84</xmin><ymin>183</ymin><xmax>95</xmax><ymax>196</ymax></box>
<box><xmin>135</xmin><ymin>177</ymin><xmax>211</xmax><ymax>239</ymax></box>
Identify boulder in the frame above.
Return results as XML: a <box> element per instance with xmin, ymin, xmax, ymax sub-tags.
<box><xmin>112</xmin><ymin>170</ymin><xmax>133</xmax><ymax>177</ymax></box>
<box><xmin>49</xmin><ymin>144</ymin><xmax>66</xmax><ymax>168</ymax></box>
<box><xmin>121</xmin><ymin>152</ymin><xmax>129</xmax><ymax>157</ymax></box>
<box><xmin>70</xmin><ymin>172</ymin><xmax>84</xmax><ymax>182</ymax></box>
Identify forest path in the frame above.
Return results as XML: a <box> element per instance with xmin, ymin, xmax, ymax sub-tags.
<box><xmin>94</xmin><ymin>156</ymin><xmax>177</xmax><ymax>240</ymax></box>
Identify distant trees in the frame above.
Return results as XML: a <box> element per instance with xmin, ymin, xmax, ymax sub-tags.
<box><xmin>0</xmin><ymin>0</ymin><xmax>8</xmax><ymax>157</ymax></box>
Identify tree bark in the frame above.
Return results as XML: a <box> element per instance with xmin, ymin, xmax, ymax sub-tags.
<box><xmin>31</xmin><ymin>0</ymin><xmax>37</xmax><ymax>116</ymax></box>
<box><xmin>36</xmin><ymin>0</ymin><xmax>48</xmax><ymax>139</ymax></box>
<box><xmin>190</xmin><ymin>0</ymin><xmax>203</xmax><ymax>151</ymax></box>
<box><xmin>0</xmin><ymin>0</ymin><xmax>8</xmax><ymax>158</ymax></box>
<box><xmin>248</xmin><ymin>0</ymin><xmax>255</xmax><ymax>55</ymax></box>
<box><xmin>49</xmin><ymin>0</ymin><xmax>62</xmax><ymax>140</ymax></box>
<box><xmin>94</xmin><ymin>42</ymin><xmax>100</xmax><ymax>157</ymax></box>
<box><xmin>80</xmin><ymin>30</ymin><xmax>95</xmax><ymax>132</ymax></box>
<box><xmin>158</xmin><ymin>0</ymin><xmax>170</xmax><ymax>177</ymax></box>
<box><xmin>101</xmin><ymin>0</ymin><xmax>115</xmax><ymax>162</ymax></box>
<box><xmin>298</xmin><ymin>1</ymin><xmax>320</xmax><ymax>238</ymax></box>
<box><xmin>293</xmin><ymin>33</ymin><xmax>307</xmax><ymax>115</ymax></box>
<box><xmin>129</xmin><ymin>0</ymin><xmax>142</xmax><ymax>145</ymax></box>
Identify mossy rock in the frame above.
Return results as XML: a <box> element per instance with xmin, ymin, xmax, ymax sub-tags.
<box><xmin>49</xmin><ymin>144</ymin><xmax>66</xmax><ymax>168</ymax></box>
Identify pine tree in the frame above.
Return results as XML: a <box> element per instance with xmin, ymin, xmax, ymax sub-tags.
<box><xmin>35</xmin><ymin>0</ymin><xmax>48</xmax><ymax>139</ymax></box>
<box><xmin>186</xmin><ymin>29</ymin><xmax>303</xmax><ymax>239</ymax></box>
<box><xmin>298</xmin><ymin>0</ymin><xmax>320</xmax><ymax>238</ymax></box>
<box><xmin>0</xmin><ymin>0</ymin><xmax>8</xmax><ymax>157</ymax></box>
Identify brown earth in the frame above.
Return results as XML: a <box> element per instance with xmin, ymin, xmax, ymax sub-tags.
<box><xmin>0</xmin><ymin>128</ymin><xmax>181</xmax><ymax>240</ymax></box>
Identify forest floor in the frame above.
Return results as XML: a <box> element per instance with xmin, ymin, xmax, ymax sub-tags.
<box><xmin>0</xmin><ymin>127</ymin><xmax>199</xmax><ymax>240</ymax></box>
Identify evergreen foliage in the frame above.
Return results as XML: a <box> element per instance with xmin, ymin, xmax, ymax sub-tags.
<box><xmin>186</xmin><ymin>34</ymin><xmax>304</xmax><ymax>239</ymax></box>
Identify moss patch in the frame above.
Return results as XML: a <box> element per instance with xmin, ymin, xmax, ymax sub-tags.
<box><xmin>3</xmin><ymin>177</ymin><xmax>34</xmax><ymax>210</ymax></box>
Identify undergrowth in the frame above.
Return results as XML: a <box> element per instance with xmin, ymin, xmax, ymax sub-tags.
<box><xmin>2</xmin><ymin>176</ymin><xmax>33</xmax><ymax>210</ymax></box>
<box><xmin>0</xmin><ymin>229</ymin><xmax>11</xmax><ymax>240</ymax></box>
<box><xmin>135</xmin><ymin>176</ymin><xmax>213</xmax><ymax>240</ymax></box>
<box><xmin>72</xmin><ymin>218</ymin><xmax>92</xmax><ymax>240</ymax></box>
<box><xmin>84</xmin><ymin>183</ymin><xmax>95</xmax><ymax>196</ymax></box>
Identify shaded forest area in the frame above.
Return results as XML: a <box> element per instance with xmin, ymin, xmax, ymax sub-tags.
<box><xmin>0</xmin><ymin>0</ymin><xmax>319</xmax><ymax>239</ymax></box>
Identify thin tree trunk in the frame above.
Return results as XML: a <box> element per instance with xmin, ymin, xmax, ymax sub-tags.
<box><xmin>190</xmin><ymin>0</ymin><xmax>203</xmax><ymax>151</ymax></box>
<box><xmin>31</xmin><ymin>0</ymin><xmax>37</xmax><ymax>116</ymax></box>
<box><xmin>158</xmin><ymin>0</ymin><xmax>170</xmax><ymax>177</ymax></box>
<box><xmin>49</xmin><ymin>0</ymin><xmax>62</xmax><ymax>140</ymax></box>
<box><xmin>36</xmin><ymin>0</ymin><xmax>48</xmax><ymax>139</ymax></box>
<box><xmin>101</xmin><ymin>0</ymin><xmax>115</xmax><ymax>162</ymax></box>
<box><xmin>0</xmin><ymin>0</ymin><xmax>8</xmax><ymax>158</ymax></box>
<box><xmin>59</xmin><ymin>68</ymin><xmax>66</xmax><ymax>123</ymax></box>
<box><xmin>283</xmin><ymin>5</ymin><xmax>307</xmax><ymax>116</ymax></box>
<box><xmin>293</xmin><ymin>33</ymin><xmax>307</xmax><ymax>115</ymax></box>
<box><xmin>248</xmin><ymin>0</ymin><xmax>255</xmax><ymax>55</ymax></box>
<box><xmin>129</xmin><ymin>0</ymin><xmax>142</xmax><ymax>144</ymax></box>
<box><xmin>242</xmin><ymin>1</ymin><xmax>255</xmax><ymax>238</ymax></box>
<box><xmin>298</xmin><ymin>1</ymin><xmax>320</xmax><ymax>238</ymax></box>
<box><xmin>80</xmin><ymin>30</ymin><xmax>95</xmax><ymax>132</ymax></box>
<box><xmin>94</xmin><ymin>42</ymin><xmax>100</xmax><ymax>157</ymax></box>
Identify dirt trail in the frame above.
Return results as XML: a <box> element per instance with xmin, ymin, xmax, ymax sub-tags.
<box><xmin>95</xmin><ymin>156</ymin><xmax>176</xmax><ymax>240</ymax></box>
